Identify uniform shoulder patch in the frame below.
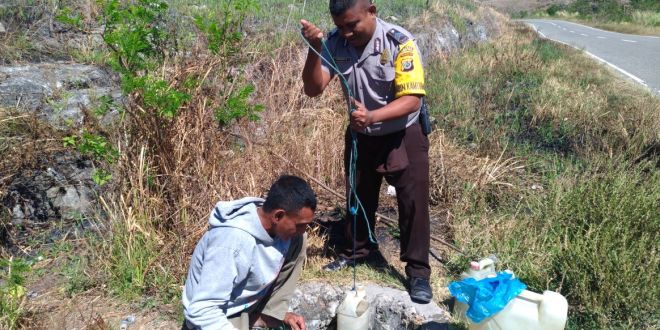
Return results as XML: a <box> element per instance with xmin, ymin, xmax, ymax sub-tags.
<box><xmin>387</xmin><ymin>28</ymin><xmax>409</xmax><ymax>44</ymax></box>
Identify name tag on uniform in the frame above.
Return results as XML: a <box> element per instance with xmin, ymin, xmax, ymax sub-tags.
<box><xmin>334</xmin><ymin>56</ymin><xmax>351</xmax><ymax>62</ymax></box>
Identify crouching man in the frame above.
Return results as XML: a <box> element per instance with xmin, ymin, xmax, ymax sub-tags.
<box><xmin>182</xmin><ymin>175</ymin><xmax>315</xmax><ymax>330</ymax></box>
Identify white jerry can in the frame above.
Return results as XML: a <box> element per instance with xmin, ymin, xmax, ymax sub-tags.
<box><xmin>337</xmin><ymin>285</ymin><xmax>370</xmax><ymax>330</ymax></box>
<box><xmin>455</xmin><ymin>257</ymin><xmax>569</xmax><ymax>330</ymax></box>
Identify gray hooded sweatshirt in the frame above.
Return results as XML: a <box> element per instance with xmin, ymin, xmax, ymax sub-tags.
<box><xmin>182</xmin><ymin>197</ymin><xmax>291</xmax><ymax>330</ymax></box>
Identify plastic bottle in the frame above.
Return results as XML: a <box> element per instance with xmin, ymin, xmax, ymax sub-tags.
<box><xmin>455</xmin><ymin>255</ymin><xmax>498</xmax><ymax>323</ymax></box>
<box><xmin>337</xmin><ymin>285</ymin><xmax>370</xmax><ymax>330</ymax></box>
<box><xmin>461</xmin><ymin>255</ymin><xmax>498</xmax><ymax>280</ymax></box>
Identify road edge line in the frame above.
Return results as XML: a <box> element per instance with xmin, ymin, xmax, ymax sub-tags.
<box><xmin>522</xmin><ymin>22</ymin><xmax>648</xmax><ymax>88</ymax></box>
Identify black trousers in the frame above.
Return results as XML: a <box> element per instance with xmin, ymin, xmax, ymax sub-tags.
<box><xmin>339</xmin><ymin>123</ymin><xmax>431</xmax><ymax>279</ymax></box>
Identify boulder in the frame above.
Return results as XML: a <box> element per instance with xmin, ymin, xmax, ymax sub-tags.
<box><xmin>0</xmin><ymin>63</ymin><xmax>121</xmax><ymax>129</ymax></box>
<box><xmin>290</xmin><ymin>282</ymin><xmax>450</xmax><ymax>330</ymax></box>
<box><xmin>413</xmin><ymin>8</ymin><xmax>502</xmax><ymax>60</ymax></box>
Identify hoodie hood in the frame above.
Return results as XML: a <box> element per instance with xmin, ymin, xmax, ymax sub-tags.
<box><xmin>208</xmin><ymin>197</ymin><xmax>274</xmax><ymax>244</ymax></box>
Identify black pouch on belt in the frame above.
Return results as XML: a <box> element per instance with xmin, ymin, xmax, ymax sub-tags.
<box><xmin>418</xmin><ymin>97</ymin><xmax>433</xmax><ymax>136</ymax></box>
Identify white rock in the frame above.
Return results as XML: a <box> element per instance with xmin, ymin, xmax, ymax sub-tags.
<box><xmin>387</xmin><ymin>185</ymin><xmax>397</xmax><ymax>196</ymax></box>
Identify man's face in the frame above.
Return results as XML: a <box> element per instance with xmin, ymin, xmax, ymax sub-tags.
<box><xmin>332</xmin><ymin>2</ymin><xmax>377</xmax><ymax>48</ymax></box>
<box><xmin>274</xmin><ymin>207</ymin><xmax>314</xmax><ymax>240</ymax></box>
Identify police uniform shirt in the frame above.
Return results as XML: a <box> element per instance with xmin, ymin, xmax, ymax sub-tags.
<box><xmin>321</xmin><ymin>18</ymin><xmax>426</xmax><ymax>136</ymax></box>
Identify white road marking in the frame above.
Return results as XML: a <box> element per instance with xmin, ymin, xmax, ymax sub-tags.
<box><xmin>581</xmin><ymin>33</ymin><xmax>589</xmax><ymax>37</ymax></box>
<box><xmin>622</xmin><ymin>39</ymin><xmax>637</xmax><ymax>43</ymax></box>
<box><xmin>584</xmin><ymin>51</ymin><xmax>647</xmax><ymax>86</ymax></box>
<box><xmin>597</xmin><ymin>36</ymin><xmax>606</xmax><ymax>39</ymax></box>
<box><xmin>531</xmin><ymin>19</ymin><xmax>660</xmax><ymax>39</ymax></box>
<box><xmin>525</xmin><ymin>21</ymin><xmax>650</xmax><ymax>89</ymax></box>
<box><xmin>550</xmin><ymin>22</ymin><xmax>557</xmax><ymax>26</ymax></box>
<box><xmin>539</xmin><ymin>31</ymin><xmax>546</xmax><ymax>38</ymax></box>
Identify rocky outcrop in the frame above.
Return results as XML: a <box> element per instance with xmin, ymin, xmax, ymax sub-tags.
<box><xmin>3</xmin><ymin>152</ymin><xmax>98</xmax><ymax>225</ymax></box>
<box><xmin>290</xmin><ymin>282</ymin><xmax>450</xmax><ymax>330</ymax></box>
<box><xmin>0</xmin><ymin>63</ymin><xmax>121</xmax><ymax>129</ymax></box>
<box><xmin>413</xmin><ymin>8</ymin><xmax>503</xmax><ymax>60</ymax></box>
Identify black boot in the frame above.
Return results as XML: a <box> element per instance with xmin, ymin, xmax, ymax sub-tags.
<box><xmin>409</xmin><ymin>277</ymin><xmax>433</xmax><ymax>304</ymax></box>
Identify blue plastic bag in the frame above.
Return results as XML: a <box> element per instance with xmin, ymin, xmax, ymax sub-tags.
<box><xmin>449</xmin><ymin>271</ymin><xmax>527</xmax><ymax>323</ymax></box>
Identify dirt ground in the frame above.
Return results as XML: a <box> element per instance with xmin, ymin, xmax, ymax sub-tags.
<box><xmin>23</xmin><ymin>265</ymin><xmax>180</xmax><ymax>329</ymax></box>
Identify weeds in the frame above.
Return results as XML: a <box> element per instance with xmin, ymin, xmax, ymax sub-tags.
<box><xmin>0</xmin><ymin>257</ymin><xmax>30</xmax><ymax>329</ymax></box>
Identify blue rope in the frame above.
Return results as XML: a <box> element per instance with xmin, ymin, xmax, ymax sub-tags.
<box><xmin>301</xmin><ymin>32</ymin><xmax>378</xmax><ymax>289</ymax></box>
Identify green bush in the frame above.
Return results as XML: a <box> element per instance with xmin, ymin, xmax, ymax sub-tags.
<box><xmin>546</xmin><ymin>4</ymin><xmax>563</xmax><ymax>16</ymax></box>
<box><xmin>564</xmin><ymin>0</ymin><xmax>660</xmax><ymax>24</ymax></box>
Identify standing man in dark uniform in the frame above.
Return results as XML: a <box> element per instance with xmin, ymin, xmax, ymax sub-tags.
<box><xmin>300</xmin><ymin>0</ymin><xmax>433</xmax><ymax>303</ymax></box>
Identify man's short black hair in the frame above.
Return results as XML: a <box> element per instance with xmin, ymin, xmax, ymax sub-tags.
<box><xmin>263</xmin><ymin>175</ymin><xmax>317</xmax><ymax>215</ymax></box>
<box><xmin>329</xmin><ymin>0</ymin><xmax>372</xmax><ymax>16</ymax></box>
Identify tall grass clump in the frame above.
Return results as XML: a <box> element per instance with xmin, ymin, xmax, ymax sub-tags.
<box><xmin>631</xmin><ymin>10</ymin><xmax>660</xmax><ymax>26</ymax></box>
<box><xmin>426</xmin><ymin>25</ymin><xmax>660</xmax><ymax>162</ymax></box>
<box><xmin>424</xmin><ymin>22</ymin><xmax>660</xmax><ymax>328</ymax></box>
<box><xmin>101</xmin><ymin>178</ymin><xmax>178</xmax><ymax>301</ymax></box>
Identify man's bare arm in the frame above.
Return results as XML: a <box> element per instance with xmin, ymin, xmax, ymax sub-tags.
<box><xmin>300</xmin><ymin>19</ymin><xmax>332</xmax><ymax>97</ymax></box>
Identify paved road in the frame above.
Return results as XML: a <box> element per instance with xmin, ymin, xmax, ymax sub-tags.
<box><xmin>522</xmin><ymin>19</ymin><xmax>660</xmax><ymax>95</ymax></box>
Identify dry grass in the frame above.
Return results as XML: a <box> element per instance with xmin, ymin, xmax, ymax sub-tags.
<box><xmin>104</xmin><ymin>40</ymin><xmax>351</xmax><ymax>291</ymax></box>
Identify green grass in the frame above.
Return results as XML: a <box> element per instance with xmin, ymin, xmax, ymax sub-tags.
<box><xmin>449</xmin><ymin>160</ymin><xmax>659</xmax><ymax>328</ymax></box>
<box><xmin>107</xmin><ymin>213</ymin><xmax>159</xmax><ymax>300</ymax></box>
<box><xmin>0</xmin><ymin>257</ymin><xmax>31</xmax><ymax>330</ymax></box>
<box><xmin>425</xmin><ymin>23</ymin><xmax>660</xmax><ymax>328</ymax></box>
<box><xmin>61</xmin><ymin>255</ymin><xmax>95</xmax><ymax>296</ymax></box>
<box><xmin>427</xmin><ymin>29</ymin><xmax>659</xmax><ymax>161</ymax></box>
<box><xmin>102</xmin><ymin>192</ymin><xmax>182</xmax><ymax>305</ymax></box>
<box><xmin>448</xmin><ymin>9</ymin><xmax>468</xmax><ymax>35</ymax></box>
